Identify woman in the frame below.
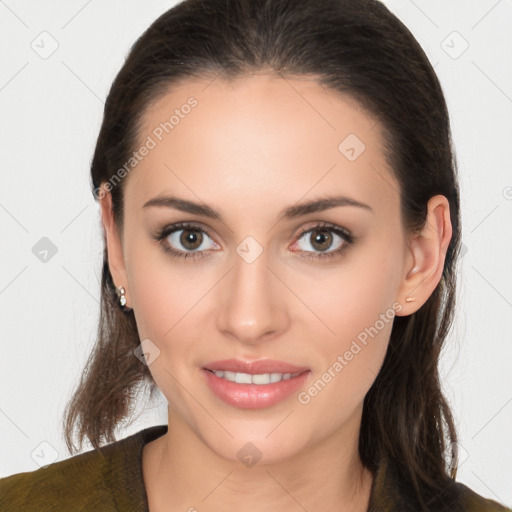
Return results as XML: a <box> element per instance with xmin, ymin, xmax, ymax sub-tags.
<box><xmin>1</xmin><ymin>0</ymin><xmax>509</xmax><ymax>510</ymax></box>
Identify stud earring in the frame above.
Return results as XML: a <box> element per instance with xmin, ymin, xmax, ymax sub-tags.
<box><xmin>405</xmin><ymin>296</ymin><xmax>415</xmax><ymax>303</ymax></box>
<box><xmin>116</xmin><ymin>286</ymin><xmax>128</xmax><ymax>308</ymax></box>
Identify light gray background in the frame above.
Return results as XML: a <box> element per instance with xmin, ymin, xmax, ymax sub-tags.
<box><xmin>1</xmin><ymin>0</ymin><xmax>511</xmax><ymax>506</ymax></box>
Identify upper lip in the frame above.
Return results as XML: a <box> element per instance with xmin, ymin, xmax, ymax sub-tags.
<box><xmin>204</xmin><ymin>359</ymin><xmax>310</xmax><ymax>375</ymax></box>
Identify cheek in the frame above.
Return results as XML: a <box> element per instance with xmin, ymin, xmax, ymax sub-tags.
<box><xmin>292</xmin><ymin>245</ymin><xmax>400</xmax><ymax>348</ymax></box>
<box><xmin>126</xmin><ymin>259</ymin><xmax>202</xmax><ymax>413</ymax></box>
<box><xmin>125</xmin><ymin>233</ymin><xmax>211</xmax><ymax>340</ymax></box>
<box><xmin>291</xmin><ymin>250</ymin><xmax>398</xmax><ymax>408</ymax></box>
<box><xmin>124</xmin><ymin>244</ymin><xmax>216</xmax><ymax>399</ymax></box>
<box><xmin>296</xmin><ymin>304</ymin><xmax>393</xmax><ymax>433</ymax></box>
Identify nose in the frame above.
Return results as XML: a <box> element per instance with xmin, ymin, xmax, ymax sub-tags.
<box><xmin>216</xmin><ymin>248</ymin><xmax>290</xmax><ymax>346</ymax></box>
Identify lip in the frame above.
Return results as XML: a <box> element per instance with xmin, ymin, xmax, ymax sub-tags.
<box><xmin>203</xmin><ymin>358</ymin><xmax>310</xmax><ymax>375</ymax></box>
<box><xmin>201</xmin><ymin>368</ymin><xmax>311</xmax><ymax>409</ymax></box>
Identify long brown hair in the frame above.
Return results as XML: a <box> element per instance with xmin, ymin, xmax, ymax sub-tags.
<box><xmin>63</xmin><ymin>0</ymin><xmax>462</xmax><ymax>509</ymax></box>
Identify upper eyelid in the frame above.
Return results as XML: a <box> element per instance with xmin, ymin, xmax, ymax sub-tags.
<box><xmin>164</xmin><ymin>221</ymin><xmax>215</xmax><ymax>239</ymax></box>
<box><xmin>296</xmin><ymin>222</ymin><xmax>351</xmax><ymax>237</ymax></box>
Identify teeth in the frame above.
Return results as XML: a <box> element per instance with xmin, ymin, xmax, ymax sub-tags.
<box><xmin>211</xmin><ymin>370</ymin><xmax>301</xmax><ymax>384</ymax></box>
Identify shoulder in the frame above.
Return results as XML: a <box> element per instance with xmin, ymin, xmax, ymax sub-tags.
<box><xmin>0</xmin><ymin>441</ymin><xmax>118</xmax><ymax>512</ymax></box>
<box><xmin>454</xmin><ymin>481</ymin><xmax>511</xmax><ymax>512</ymax></box>
<box><xmin>0</xmin><ymin>425</ymin><xmax>168</xmax><ymax>512</ymax></box>
<box><xmin>370</xmin><ymin>457</ymin><xmax>511</xmax><ymax>512</ymax></box>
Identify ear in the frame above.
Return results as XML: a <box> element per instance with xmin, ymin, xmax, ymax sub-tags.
<box><xmin>98</xmin><ymin>183</ymin><xmax>131</xmax><ymax>308</ymax></box>
<box><xmin>395</xmin><ymin>194</ymin><xmax>453</xmax><ymax>316</ymax></box>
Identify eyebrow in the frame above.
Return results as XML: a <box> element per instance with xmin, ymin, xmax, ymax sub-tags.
<box><xmin>142</xmin><ymin>194</ymin><xmax>373</xmax><ymax>222</ymax></box>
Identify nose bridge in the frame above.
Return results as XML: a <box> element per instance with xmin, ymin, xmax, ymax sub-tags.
<box><xmin>216</xmin><ymin>242</ymin><xmax>288</xmax><ymax>343</ymax></box>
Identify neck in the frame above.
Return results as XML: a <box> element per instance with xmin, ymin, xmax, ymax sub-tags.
<box><xmin>143</xmin><ymin>407</ymin><xmax>374</xmax><ymax>512</ymax></box>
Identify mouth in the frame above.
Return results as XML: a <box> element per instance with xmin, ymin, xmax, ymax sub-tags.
<box><xmin>201</xmin><ymin>359</ymin><xmax>311</xmax><ymax>409</ymax></box>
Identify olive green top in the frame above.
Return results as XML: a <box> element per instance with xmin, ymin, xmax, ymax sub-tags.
<box><xmin>0</xmin><ymin>424</ymin><xmax>509</xmax><ymax>511</ymax></box>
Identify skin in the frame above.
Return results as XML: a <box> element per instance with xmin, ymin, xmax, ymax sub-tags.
<box><xmin>99</xmin><ymin>72</ymin><xmax>452</xmax><ymax>512</ymax></box>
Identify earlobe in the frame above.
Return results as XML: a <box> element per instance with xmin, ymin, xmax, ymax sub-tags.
<box><xmin>98</xmin><ymin>183</ymin><xmax>130</xmax><ymax>308</ymax></box>
<box><xmin>395</xmin><ymin>195</ymin><xmax>452</xmax><ymax>316</ymax></box>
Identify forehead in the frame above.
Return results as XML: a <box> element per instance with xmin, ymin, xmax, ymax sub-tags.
<box><xmin>125</xmin><ymin>73</ymin><xmax>399</xmax><ymax>219</ymax></box>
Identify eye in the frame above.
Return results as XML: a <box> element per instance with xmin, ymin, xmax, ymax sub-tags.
<box><xmin>152</xmin><ymin>222</ymin><xmax>219</xmax><ymax>261</ymax></box>
<box><xmin>152</xmin><ymin>221</ymin><xmax>356</xmax><ymax>262</ymax></box>
<box><xmin>291</xmin><ymin>222</ymin><xmax>355</xmax><ymax>260</ymax></box>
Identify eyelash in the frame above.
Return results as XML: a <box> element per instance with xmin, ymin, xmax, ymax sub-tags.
<box><xmin>152</xmin><ymin>222</ymin><xmax>356</xmax><ymax>262</ymax></box>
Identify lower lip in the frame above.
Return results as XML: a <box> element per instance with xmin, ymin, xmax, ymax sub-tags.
<box><xmin>201</xmin><ymin>368</ymin><xmax>311</xmax><ymax>409</ymax></box>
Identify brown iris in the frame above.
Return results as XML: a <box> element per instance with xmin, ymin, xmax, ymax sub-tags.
<box><xmin>180</xmin><ymin>229</ymin><xmax>203</xmax><ymax>250</ymax></box>
<box><xmin>309</xmin><ymin>230</ymin><xmax>333</xmax><ymax>252</ymax></box>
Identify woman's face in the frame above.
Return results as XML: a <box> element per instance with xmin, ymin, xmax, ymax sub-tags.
<box><xmin>105</xmin><ymin>73</ymin><xmax>413</xmax><ymax>464</ymax></box>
